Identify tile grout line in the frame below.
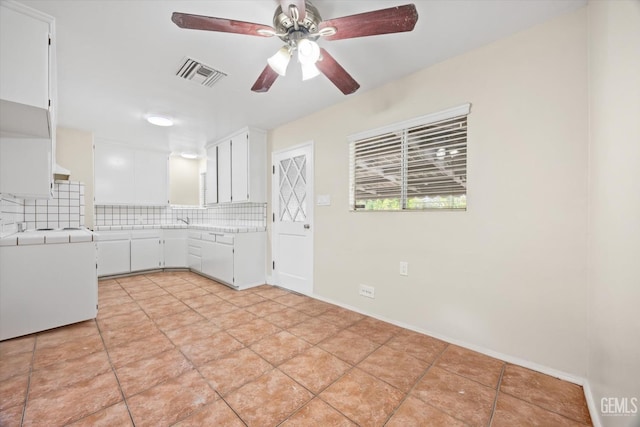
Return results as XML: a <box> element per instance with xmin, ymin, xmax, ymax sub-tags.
<box><xmin>487</xmin><ymin>363</ymin><xmax>506</xmax><ymax>427</ymax></box>
<box><xmin>496</xmin><ymin>382</ymin><xmax>593</xmax><ymax>426</ymax></box>
<box><xmin>282</xmin><ymin>317</ymin><xmax>395</xmax><ymax>425</ymax></box>
<box><xmin>94</xmin><ymin>314</ymin><xmax>137</xmax><ymax>426</ymax></box>
<box><xmin>19</xmin><ymin>333</ymin><xmax>38</xmax><ymax>427</ymax></box>
<box><xmin>380</xmin><ymin>341</ymin><xmax>451</xmax><ymax>426</ymax></box>
<box><xmin>141</xmin><ymin>275</ymin><xmax>249</xmax><ymax>427</ymax></box>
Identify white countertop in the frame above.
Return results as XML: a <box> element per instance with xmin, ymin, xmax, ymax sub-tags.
<box><xmin>94</xmin><ymin>224</ymin><xmax>266</xmax><ymax>233</ymax></box>
<box><xmin>0</xmin><ymin>228</ymin><xmax>95</xmax><ymax>246</ymax></box>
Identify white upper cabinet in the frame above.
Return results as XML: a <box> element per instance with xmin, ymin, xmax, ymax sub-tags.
<box><xmin>94</xmin><ymin>142</ymin><xmax>168</xmax><ymax>206</ymax></box>
<box><xmin>205</xmin><ymin>145</ymin><xmax>218</xmax><ymax>205</ymax></box>
<box><xmin>134</xmin><ymin>150</ymin><xmax>168</xmax><ymax>205</ymax></box>
<box><xmin>0</xmin><ymin>137</ymin><xmax>52</xmax><ymax>198</ymax></box>
<box><xmin>217</xmin><ymin>140</ymin><xmax>232</xmax><ymax>203</ymax></box>
<box><xmin>0</xmin><ymin>1</ymin><xmax>54</xmax><ymax>138</ymax></box>
<box><xmin>206</xmin><ymin>127</ymin><xmax>266</xmax><ymax>204</ymax></box>
<box><xmin>231</xmin><ymin>131</ymin><xmax>249</xmax><ymax>203</ymax></box>
<box><xmin>94</xmin><ymin>143</ymin><xmax>135</xmax><ymax>205</ymax></box>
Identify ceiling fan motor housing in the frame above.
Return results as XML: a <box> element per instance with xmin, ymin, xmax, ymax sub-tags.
<box><xmin>273</xmin><ymin>0</ymin><xmax>322</xmax><ymax>45</ymax></box>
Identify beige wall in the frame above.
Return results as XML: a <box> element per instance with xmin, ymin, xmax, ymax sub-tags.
<box><xmin>587</xmin><ymin>1</ymin><xmax>640</xmax><ymax>425</ymax></box>
<box><xmin>56</xmin><ymin>127</ymin><xmax>94</xmax><ymax>228</ymax></box>
<box><xmin>169</xmin><ymin>155</ymin><xmax>200</xmax><ymax>206</ymax></box>
<box><xmin>269</xmin><ymin>8</ymin><xmax>589</xmax><ymax>376</ymax></box>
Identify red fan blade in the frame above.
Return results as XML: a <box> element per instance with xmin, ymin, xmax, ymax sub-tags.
<box><xmin>172</xmin><ymin>12</ymin><xmax>274</xmax><ymax>37</ymax></box>
<box><xmin>319</xmin><ymin>4</ymin><xmax>418</xmax><ymax>41</ymax></box>
<box><xmin>279</xmin><ymin>0</ymin><xmax>306</xmax><ymax>21</ymax></box>
<box><xmin>315</xmin><ymin>48</ymin><xmax>360</xmax><ymax>95</ymax></box>
<box><xmin>251</xmin><ymin>65</ymin><xmax>279</xmax><ymax>93</ymax></box>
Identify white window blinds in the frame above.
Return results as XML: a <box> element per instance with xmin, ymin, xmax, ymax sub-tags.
<box><xmin>349</xmin><ymin>104</ymin><xmax>470</xmax><ymax>211</ymax></box>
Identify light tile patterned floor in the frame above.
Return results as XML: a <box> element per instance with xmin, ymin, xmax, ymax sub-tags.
<box><xmin>0</xmin><ymin>271</ymin><xmax>592</xmax><ymax>426</ymax></box>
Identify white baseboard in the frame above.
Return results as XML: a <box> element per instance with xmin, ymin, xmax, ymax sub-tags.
<box><xmin>308</xmin><ymin>292</ymin><xmax>600</xmax><ymax>422</ymax></box>
<box><xmin>262</xmin><ymin>284</ymin><xmax>600</xmax><ymax>424</ymax></box>
<box><xmin>582</xmin><ymin>381</ymin><xmax>603</xmax><ymax>427</ymax></box>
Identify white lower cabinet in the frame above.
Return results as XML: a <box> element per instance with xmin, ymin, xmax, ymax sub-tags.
<box><xmin>198</xmin><ymin>231</ymin><xmax>265</xmax><ymax>289</ymax></box>
<box><xmin>96</xmin><ymin>232</ymin><xmax>130</xmax><ymax>276</ymax></box>
<box><xmin>0</xmin><ymin>241</ymin><xmax>97</xmax><ymax>341</ymax></box>
<box><xmin>164</xmin><ymin>229</ymin><xmax>188</xmax><ymax>268</ymax></box>
<box><xmin>96</xmin><ymin>228</ymin><xmax>265</xmax><ymax>289</ymax></box>
<box><xmin>201</xmin><ymin>233</ymin><xmax>234</xmax><ymax>285</ymax></box>
<box><xmin>187</xmin><ymin>231</ymin><xmax>202</xmax><ymax>273</ymax></box>
<box><xmin>211</xmin><ymin>239</ymin><xmax>234</xmax><ymax>285</ymax></box>
<box><xmin>130</xmin><ymin>230</ymin><xmax>163</xmax><ymax>271</ymax></box>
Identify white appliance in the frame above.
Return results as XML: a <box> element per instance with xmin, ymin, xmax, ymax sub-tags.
<box><xmin>0</xmin><ymin>229</ymin><xmax>97</xmax><ymax>341</ymax></box>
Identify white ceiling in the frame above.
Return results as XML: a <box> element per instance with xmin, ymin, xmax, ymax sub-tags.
<box><xmin>20</xmin><ymin>0</ymin><xmax>585</xmax><ymax>154</ymax></box>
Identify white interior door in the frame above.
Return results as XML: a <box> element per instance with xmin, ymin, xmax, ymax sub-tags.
<box><xmin>272</xmin><ymin>142</ymin><xmax>314</xmax><ymax>295</ymax></box>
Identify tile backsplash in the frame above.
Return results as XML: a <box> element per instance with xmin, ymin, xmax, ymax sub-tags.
<box><xmin>94</xmin><ymin>202</ymin><xmax>266</xmax><ymax>228</ymax></box>
<box><xmin>0</xmin><ymin>195</ymin><xmax>25</xmax><ymax>236</ymax></box>
<box><xmin>2</xmin><ymin>187</ymin><xmax>265</xmax><ymax>235</ymax></box>
<box><xmin>23</xmin><ymin>181</ymin><xmax>86</xmax><ymax>230</ymax></box>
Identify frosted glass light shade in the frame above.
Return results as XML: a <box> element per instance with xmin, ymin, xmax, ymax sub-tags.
<box><xmin>301</xmin><ymin>63</ymin><xmax>320</xmax><ymax>81</ymax></box>
<box><xmin>267</xmin><ymin>47</ymin><xmax>291</xmax><ymax>76</ymax></box>
<box><xmin>297</xmin><ymin>39</ymin><xmax>320</xmax><ymax>65</ymax></box>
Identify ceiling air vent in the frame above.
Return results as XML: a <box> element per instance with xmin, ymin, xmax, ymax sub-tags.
<box><xmin>176</xmin><ymin>57</ymin><xmax>227</xmax><ymax>88</ymax></box>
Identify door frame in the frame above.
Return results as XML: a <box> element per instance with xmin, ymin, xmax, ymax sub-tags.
<box><xmin>271</xmin><ymin>140</ymin><xmax>314</xmax><ymax>294</ymax></box>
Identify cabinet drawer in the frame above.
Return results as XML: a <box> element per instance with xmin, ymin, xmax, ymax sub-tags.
<box><xmin>131</xmin><ymin>230</ymin><xmax>161</xmax><ymax>239</ymax></box>
<box><xmin>188</xmin><ymin>245</ymin><xmax>201</xmax><ymax>256</ymax></box>
<box><xmin>95</xmin><ymin>232</ymin><xmax>130</xmax><ymax>241</ymax></box>
<box><xmin>202</xmin><ymin>233</ymin><xmax>217</xmax><ymax>242</ymax></box>
<box><xmin>188</xmin><ymin>231</ymin><xmax>202</xmax><ymax>240</ymax></box>
<box><xmin>216</xmin><ymin>235</ymin><xmax>234</xmax><ymax>245</ymax></box>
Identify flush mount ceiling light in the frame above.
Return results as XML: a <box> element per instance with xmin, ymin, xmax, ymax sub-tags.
<box><xmin>146</xmin><ymin>114</ymin><xmax>174</xmax><ymax>127</ymax></box>
<box><xmin>180</xmin><ymin>152</ymin><xmax>198</xmax><ymax>159</ymax></box>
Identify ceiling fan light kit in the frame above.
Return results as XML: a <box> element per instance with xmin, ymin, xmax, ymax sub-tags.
<box><xmin>172</xmin><ymin>1</ymin><xmax>418</xmax><ymax>94</ymax></box>
<box><xmin>267</xmin><ymin>46</ymin><xmax>292</xmax><ymax>76</ymax></box>
<box><xmin>301</xmin><ymin>62</ymin><xmax>320</xmax><ymax>81</ymax></box>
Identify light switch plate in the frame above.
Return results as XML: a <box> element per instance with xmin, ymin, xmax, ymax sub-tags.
<box><xmin>399</xmin><ymin>261</ymin><xmax>409</xmax><ymax>276</ymax></box>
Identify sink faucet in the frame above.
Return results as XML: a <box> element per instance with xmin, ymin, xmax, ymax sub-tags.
<box><xmin>177</xmin><ymin>217</ymin><xmax>190</xmax><ymax>225</ymax></box>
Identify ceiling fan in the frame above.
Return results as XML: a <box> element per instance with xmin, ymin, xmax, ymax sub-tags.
<box><xmin>171</xmin><ymin>1</ymin><xmax>418</xmax><ymax>95</ymax></box>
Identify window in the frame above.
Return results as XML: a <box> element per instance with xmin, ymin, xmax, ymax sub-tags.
<box><xmin>349</xmin><ymin>104</ymin><xmax>470</xmax><ymax>211</ymax></box>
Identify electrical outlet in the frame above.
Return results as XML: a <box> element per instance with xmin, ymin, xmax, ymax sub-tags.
<box><xmin>399</xmin><ymin>261</ymin><xmax>409</xmax><ymax>276</ymax></box>
<box><xmin>359</xmin><ymin>284</ymin><xmax>375</xmax><ymax>299</ymax></box>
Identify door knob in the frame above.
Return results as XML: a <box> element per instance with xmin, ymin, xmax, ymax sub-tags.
<box><xmin>303</xmin><ymin>224</ymin><xmax>311</xmax><ymax>229</ymax></box>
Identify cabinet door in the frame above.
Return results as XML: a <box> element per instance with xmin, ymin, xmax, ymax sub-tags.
<box><xmin>188</xmin><ymin>254</ymin><xmax>201</xmax><ymax>272</ymax></box>
<box><xmin>131</xmin><ymin>238</ymin><xmax>162</xmax><ymax>271</ymax></box>
<box><xmin>164</xmin><ymin>237</ymin><xmax>187</xmax><ymax>268</ymax></box>
<box><xmin>218</xmin><ymin>140</ymin><xmax>232</xmax><ymax>203</ymax></box>
<box><xmin>212</xmin><ymin>242</ymin><xmax>234</xmax><ymax>285</ymax></box>
<box><xmin>0</xmin><ymin>138</ymin><xmax>52</xmax><ymax>198</ymax></box>
<box><xmin>205</xmin><ymin>145</ymin><xmax>218</xmax><ymax>204</ymax></box>
<box><xmin>94</xmin><ymin>143</ymin><xmax>135</xmax><ymax>204</ymax></box>
<box><xmin>135</xmin><ymin>150</ymin><xmax>168</xmax><ymax>206</ymax></box>
<box><xmin>0</xmin><ymin>5</ymin><xmax>49</xmax><ymax>110</ymax></box>
<box><xmin>97</xmin><ymin>240</ymin><xmax>130</xmax><ymax>276</ymax></box>
<box><xmin>231</xmin><ymin>132</ymin><xmax>249</xmax><ymax>203</ymax></box>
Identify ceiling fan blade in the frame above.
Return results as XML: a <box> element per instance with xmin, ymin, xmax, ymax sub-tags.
<box><xmin>278</xmin><ymin>0</ymin><xmax>306</xmax><ymax>21</ymax></box>
<box><xmin>251</xmin><ymin>65</ymin><xmax>279</xmax><ymax>93</ymax></box>
<box><xmin>172</xmin><ymin>12</ymin><xmax>274</xmax><ymax>37</ymax></box>
<box><xmin>315</xmin><ymin>48</ymin><xmax>360</xmax><ymax>95</ymax></box>
<box><xmin>318</xmin><ymin>4</ymin><xmax>418</xmax><ymax>41</ymax></box>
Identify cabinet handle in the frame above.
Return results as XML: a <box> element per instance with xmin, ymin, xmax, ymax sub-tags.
<box><xmin>304</xmin><ymin>224</ymin><xmax>311</xmax><ymax>229</ymax></box>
